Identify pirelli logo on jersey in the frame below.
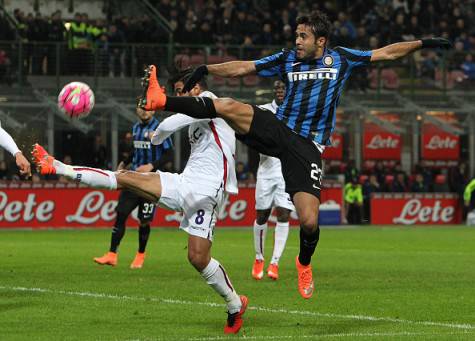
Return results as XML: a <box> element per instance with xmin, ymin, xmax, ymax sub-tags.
<box><xmin>288</xmin><ymin>68</ymin><xmax>338</xmax><ymax>82</ymax></box>
<box><xmin>134</xmin><ymin>141</ymin><xmax>151</xmax><ymax>149</ymax></box>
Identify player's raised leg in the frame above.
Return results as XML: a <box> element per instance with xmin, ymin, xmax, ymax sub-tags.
<box><xmin>188</xmin><ymin>233</ymin><xmax>247</xmax><ymax>334</ymax></box>
<box><xmin>31</xmin><ymin>143</ymin><xmax>163</xmax><ymax>202</ymax></box>
<box><xmin>140</xmin><ymin>65</ymin><xmax>254</xmax><ymax>135</ymax></box>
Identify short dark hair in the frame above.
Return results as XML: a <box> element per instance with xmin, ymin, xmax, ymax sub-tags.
<box><xmin>296</xmin><ymin>11</ymin><xmax>331</xmax><ymax>40</ymax></box>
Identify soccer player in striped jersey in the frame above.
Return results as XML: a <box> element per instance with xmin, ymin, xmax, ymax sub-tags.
<box><xmin>32</xmin><ymin>70</ymin><xmax>248</xmax><ymax>334</ymax></box>
<box><xmin>252</xmin><ymin>80</ymin><xmax>294</xmax><ymax>281</ymax></box>
<box><xmin>93</xmin><ymin>104</ymin><xmax>172</xmax><ymax>269</ymax></box>
<box><xmin>139</xmin><ymin>10</ymin><xmax>451</xmax><ymax>299</ymax></box>
<box><xmin>0</xmin><ymin>123</ymin><xmax>30</xmax><ymax>176</ymax></box>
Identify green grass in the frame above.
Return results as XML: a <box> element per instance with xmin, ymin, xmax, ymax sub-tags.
<box><xmin>1</xmin><ymin>226</ymin><xmax>475</xmax><ymax>340</ymax></box>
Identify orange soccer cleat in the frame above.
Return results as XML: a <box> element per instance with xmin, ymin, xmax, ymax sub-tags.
<box><xmin>31</xmin><ymin>143</ymin><xmax>56</xmax><ymax>175</ymax></box>
<box><xmin>130</xmin><ymin>252</ymin><xmax>146</xmax><ymax>269</ymax></box>
<box><xmin>251</xmin><ymin>259</ymin><xmax>264</xmax><ymax>280</ymax></box>
<box><xmin>93</xmin><ymin>252</ymin><xmax>118</xmax><ymax>266</ymax></box>
<box><xmin>139</xmin><ymin>65</ymin><xmax>166</xmax><ymax>111</ymax></box>
<box><xmin>295</xmin><ymin>256</ymin><xmax>314</xmax><ymax>299</ymax></box>
<box><xmin>224</xmin><ymin>295</ymin><xmax>248</xmax><ymax>334</ymax></box>
<box><xmin>267</xmin><ymin>263</ymin><xmax>279</xmax><ymax>280</ymax></box>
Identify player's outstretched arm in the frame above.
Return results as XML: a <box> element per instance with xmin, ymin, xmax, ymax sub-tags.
<box><xmin>151</xmin><ymin>113</ymin><xmax>199</xmax><ymax>145</ymax></box>
<box><xmin>370</xmin><ymin>38</ymin><xmax>451</xmax><ymax>62</ymax></box>
<box><xmin>0</xmin><ymin>126</ymin><xmax>31</xmax><ymax>176</ymax></box>
<box><xmin>183</xmin><ymin>61</ymin><xmax>256</xmax><ymax>93</ymax></box>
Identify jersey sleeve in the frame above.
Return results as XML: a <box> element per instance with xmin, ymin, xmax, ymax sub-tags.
<box><xmin>254</xmin><ymin>51</ymin><xmax>286</xmax><ymax>77</ymax></box>
<box><xmin>336</xmin><ymin>47</ymin><xmax>372</xmax><ymax>69</ymax></box>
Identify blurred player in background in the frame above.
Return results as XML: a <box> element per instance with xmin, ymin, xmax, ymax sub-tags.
<box><xmin>94</xmin><ymin>104</ymin><xmax>172</xmax><ymax>269</ymax></box>
<box><xmin>252</xmin><ymin>80</ymin><xmax>294</xmax><ymax>281</ymax></box>
<box><xmin>32</xmin><ymin>70</ymin><xmax>248</xmax><ymax>334</ymax></box>
<box><xmin>0</xmin><ymin>123</ymin><xmax>30</xmax><ymax>176</ymax></box>
<box><xmin>140</xmin><ymin>11</ymin><xmax>451</xmax><ymax>299</ymax></box>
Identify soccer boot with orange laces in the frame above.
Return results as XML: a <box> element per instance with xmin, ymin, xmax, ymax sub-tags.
<box><xmin>296</xmin><ymin>256</ymin><xmax>314</xmax><ymax>299</ymax></box>
<box><xmin>130</xmin><ymin>252</ymin><xmax>146</xmax><ymax>269</ymax></box>
<box><xmin>224</xmin><ymin>295</ymin><xmax>248</xmax><ymax>334</ymax></box>
<box><xmin>31</xmin><ymin>143</ymin><xmax>56</xmax><ymax>175</ymax></box>
<box><xmin>267</xmin><ymin>263</ymin><xmax>279</xmax><ymax>280</ymax></box>
<box><xmin>139</xmin><ymin>65</ymin><xmax>166</xmax><ymax>111</ymax></box>
<box><xmin>94</xmin><ymin>252</ymin><xmax>118</xmax><ymax>266</ymax></box>
<box><xmin>251</xmin><ymin>259</ymin><xmax>264</xmax><ymax>280</ymax></box>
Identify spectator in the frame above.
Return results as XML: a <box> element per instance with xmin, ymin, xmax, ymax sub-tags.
<box><xmin>344</xmin><ymin>160</ymin><xmax>358</xmax><ymax>183</ymax></box>
<box><xmin>391</xmin><ymin>173</ymin><xmax>407</xmax><ymax>192</ymax></box>
<box><xmin>0</xmin><ymin>50</ymin><xmax>12</xmax><ymax>85</ymax></box>
<box><xmin>107</xmin><ymin>24</ymin><xmax>126</xmax><ymax>77</ymax></box>
<box><xmin>411</xmin><ymin>174</ymin><xmax>428</xmax><ymax>192</ymax></box>
<box><xmin>461</xmin><ymin>54</ymin><xmax>475</xmax><ymax>81</ymax></box>
<box><xmin>236</xmin><ymin>161</ymin><xmax>252</xmax><ymax>182</ymax></box>
<box><xmin>344</xmin><ymin>177</ymin><xmax>363</xmax><ymax>224</ymax></box>
<box><xmin>0</xmin><ymin>160</ymin><xmax>10</xmax><ymax>179</ymax></box>
<box><xmin>362</xmin><ymin>174</ymin><xmax>381</xmax><ymax>222</ymax></box>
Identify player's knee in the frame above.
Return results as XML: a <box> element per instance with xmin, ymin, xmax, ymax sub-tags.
<box><xmin>187</xmin><ymin>249</ymin><xmax>209</xmax><ymax>271</ymax></box>
<box><xmin>275</xmin><ymin>208</ymin><xmax>290</xmax><ymax>222</ymax></box>
<box><xmin>299</xmin><ymin>213</ymin><xmax>318</xmax><ymax>233</ymax></box>
<box><xmin>256</xmin><ymin>210</ymin><xmax>271</xmax><ymax>225</ymax></box>
<box><xmin>215</xmin><ymin>98</ymin><xmax>238</xmax><ymax>116</ymax></box>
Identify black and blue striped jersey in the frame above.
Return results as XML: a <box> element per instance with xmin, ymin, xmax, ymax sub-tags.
<box><xmin>255</xmin><ymin>47</ymin><xmax>372</xmax><ymax>145</ymax></box>
<box><xmin>132</xmin><ymin>117</ymin><xmax>172</xmax><ymax>170</ymax></box>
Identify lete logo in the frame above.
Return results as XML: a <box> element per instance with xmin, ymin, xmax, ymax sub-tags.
<box><xmin>425</xmin><ymin>135</ymin><xmax>457</xmax><ymax>150</ymax></box>
<box><xmin>367</xmin><ymin>135</ymin><xmax>399</xmax><ymax>149</ymax></box>
<box><xmin>66</xmin><ymin>191</ymin><xmax>117</xmax><ymax>224</ymax></box>
<box><xmin>393</xmin><ymin>199</ymin><xmax>455</xmax><ymax>224</ymax></box>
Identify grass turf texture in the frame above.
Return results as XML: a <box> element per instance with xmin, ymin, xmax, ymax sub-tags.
<box><xmin>1</xmin><ymin>226</ymin><xmax>474</xmax><ymax>340</ymax></box>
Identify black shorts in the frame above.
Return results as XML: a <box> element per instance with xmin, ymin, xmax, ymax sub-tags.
<box><xmin>236</xmin><ymin>105</ymin><xmax>323</xmax><ymax>199</ymax></box>
<box><xmin>116</xmin><ymin>190</ymin><xmax>156</xmax><ymax>222</ymax></box>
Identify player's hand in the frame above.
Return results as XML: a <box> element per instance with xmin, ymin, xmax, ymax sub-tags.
<box><xmin>182</xmin><ymin>65</ymin><xmax>208</xmax><ymax>93</ymax></box>
<box><xmin>136</xmin><ymin>163</ymin><xmax>153</xmax><ymax>172</ymax></box>
<box><xmin>421</xmin><ymin>38</ymin><xmax>452</xmax><ymax>49</ymax></box>
<box><xmin>15</xmin><ymin>152</ymin><xmax>31</xmax><ymax>177</ymax></box>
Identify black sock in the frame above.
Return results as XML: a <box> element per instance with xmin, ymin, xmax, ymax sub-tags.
<box><xmin>138</xmin><ymin>223</ymin><xmax>151</xmax><ymax>253</ymax></box>
<box><xmin>298</xmin><ymin>226</ymin><xmax>320</xmax><ymax>266</ymax></box>
<box><xmin>164</xmin><ymin>96</ymin><xmax>217</xmax><ymax>119</ymax></box>
<box><xmin>110</xmin><ymin>213</ymin><xmax>127</xmax><ymax>253</ymax></box>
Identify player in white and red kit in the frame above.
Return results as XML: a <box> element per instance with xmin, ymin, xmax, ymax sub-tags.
<box><xmin>31</xmin><ymin>70</ymin><xmax>247</xmax><ymax>334</ymax></box>
<box><xmin>252</xmin><ymin>81</ymin><xmax>294</xmax><ymax>281</ymax></box>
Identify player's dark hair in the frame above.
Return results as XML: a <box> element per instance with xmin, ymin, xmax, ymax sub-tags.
<box><xmin>296</xmin><ymin>11</ymin><xmax>331</xmax><ymax>40</ymax></box>
<box><xmin>168</xmin><ymin>67</ymin><xmax>208</xmax><ymax>90</ymax></box>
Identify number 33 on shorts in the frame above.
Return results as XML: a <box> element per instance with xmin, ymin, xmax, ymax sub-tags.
<box><xmin>310</xmin><ymin>163</ymin><xmax>323</xmax><ymax>189</ymax></box>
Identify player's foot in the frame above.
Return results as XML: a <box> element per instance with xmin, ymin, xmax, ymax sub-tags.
<box><xmin>31</xmin><ymin>143</ymin><xmax>56</xmax><ymax>175</ymax></box>
<box><xmin>140</xmin><ymin>65</ymin><xmax>166</xmax><ymax>111</ymax></box>
<box><xmin>296</xmin><ymin>256</ymin><xmax>314</xmax><ymax>299</ymax></box>
<box><xmin>224</xmin><ymin>295</ymin><xmax>248</xmax><ymax>334</ymax></box>
<box><xmin>130</xmin><ymin>252</ymin><xmax>145</xmax><ymax>269</ymax></box>
<box><xmin>252</xmin><ymin>259</ymin><xmax>264</xmax><ymax>280</ymax></box>
<box><xmin>267</xmin><ymin>263</ymin><xmax>279</xmax><ymax>280</ymax></box>
<box><xmin>94</xmin><ymin>252</ymin><xmax>117</xmax><ymax>266</ymax></box>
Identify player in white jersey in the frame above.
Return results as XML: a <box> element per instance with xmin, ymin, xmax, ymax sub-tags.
<box><xmin>252</xmin><ymin>81</ymin><xmax>294</xmax><ymax>281</ymax></box>
<box><xmin>0</xmin><ymin>123</ymin><xmax>30</xmax><ymax>176</ymax></box>
<box><xmin>31</xmin><ymin>70</ymin><xmax>248</xmax><ymax>335</ymax></box>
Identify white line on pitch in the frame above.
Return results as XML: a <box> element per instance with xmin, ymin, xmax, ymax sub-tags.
<box><xmin>1</xmin><ymin>285</ymin><xmax>474</xmax><ymax>331</ymax></box>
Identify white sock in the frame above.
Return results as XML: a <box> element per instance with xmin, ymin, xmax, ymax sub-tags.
<box><xmin>200</xmin><ymin>258</ymin><xmax>241</xmax><ymax>314</ymax></box>
<box><xmin>53</xmin><ymin>160</ymin><xmax>117</xmax><ymax>190</ymax></box>
<box><xmin>253</xmin><ymin>220</ymin><xmax>267</xmax><ymax>261</ymax></box>
<box><xmin>271</xmin><ymin>221</ymin><xmax>289</xmax><ymax>265</ymax></box>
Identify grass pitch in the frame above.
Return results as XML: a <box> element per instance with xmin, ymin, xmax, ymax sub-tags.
<box><xmin>1</xmin><ymin>226</ymin><xmax>474</xmax><ymax>340</ymax></box>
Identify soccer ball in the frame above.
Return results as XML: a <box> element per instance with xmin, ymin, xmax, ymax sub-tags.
<box><xmin>58</xmin><ymin>82</ymin><xmax>95</xmax><ymax>118</ymax></box>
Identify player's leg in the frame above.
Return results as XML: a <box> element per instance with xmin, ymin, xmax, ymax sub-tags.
<box><xmin>130</xmin><ymin>200</ymin><xmax>156</xmax><ymax>269</ymax></box>
<box><xmin>32</xmin><ymin>143</ymin><xmax>163</xmax><ymax>202</ymax></box>
<box><xmin>267</xmin><ymin>206</ymin><xmax>291</xmax><ymax>280</ymax></box>
<box><xmin>252</xmin><ymin>208</ymin><xmax>271</xmax><ymax>280</ymax></box>
<box><xmin>141</xmin><ymin>65</ymin><xmax>254</xmax><ymax>134</ymax></box>
<box><xmin>94</xmin><ymin>191</ymin><xmax>138</xmax><ymax>266</ymax></box>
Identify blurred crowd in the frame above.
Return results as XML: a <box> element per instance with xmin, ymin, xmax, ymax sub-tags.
<box><xmin>338</xmin><ymin>160</ymin><xmax>471</xmax><ymax>223</ymax></box>
<box><xmin>0</xmin><ymin>0</ymin><xmax>474</xmax><ymax>83</ymax></box>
